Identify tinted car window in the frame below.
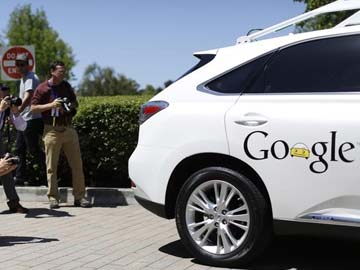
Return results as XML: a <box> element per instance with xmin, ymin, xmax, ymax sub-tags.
<box><xmin>177</xmin><ymin>54</ymin><xmax>215</xmax><ymax>81</ymax></box>
<box><xmin>206</xmin><ymin>53</ymin><xmax>272</xmax><ymax>94</ymax></box>
<box><xmin>248</xmin><ymin>35</ymin><xmax>360</xmax><ymax>94</ymax></box>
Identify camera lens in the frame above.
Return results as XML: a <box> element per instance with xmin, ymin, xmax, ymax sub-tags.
<box><xmin>11</xmin><ymin>97</ymin><xmax>22</xmax><ymax>106</ymax></box>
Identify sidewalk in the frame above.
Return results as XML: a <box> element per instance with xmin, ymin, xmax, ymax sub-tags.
<box><xmin>0</xmin><ymin>201</ymin><xmax>234</xmax><ymax>270</ymax></box>
<box><xmin>0</xmin><ymin>187</ymin><xmax>137</xmax><ymax>206</ymax></box>
<box><xmin>0</xmin><ymin>188</ymin><xmax>358</xmax><ymax>269</ymax></box>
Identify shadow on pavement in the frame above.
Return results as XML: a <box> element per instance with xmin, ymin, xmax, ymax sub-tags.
<box><xmin>159</xmin><ymin>240</ymin><xmax>192</xmax><ymax>258</ymax></box>
<box><xmin>58</xmin><ymin>188</ymin><xmax>129</xmax><ymax>208</ymax></box>
<box><xmin>160</xmin><ymin>236</ymin><xmax>360</xmax><ymax>270</ymax></box>
<box><xmin>23</xmin><ymin>208</ymin><xmax>74</xmax><ymax>218</ymax></box>
<box><xmin>86</xmin><ymin>188</ymin><xmax>129</xmax><ymax>207</ymax></box>
<box><xmin>0</xmin><ymin>236</ymin><xmax>59</xmax><ymax>247</ymax></box>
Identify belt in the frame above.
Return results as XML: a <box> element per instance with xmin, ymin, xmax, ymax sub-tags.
<box><xmin>45</xmin><ymin>124</ymin><xmax>71</xmax><ymax>133</ymax></box>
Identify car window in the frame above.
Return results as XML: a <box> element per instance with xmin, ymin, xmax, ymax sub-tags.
<box><xmin>205</xmin><ymin>53</ymin><xmax>273</xmax><ymax>94</ymax></box>
<box><xmin>247</xmin><ymin>34</ymin><xmax>360</xmax><ymax>94</ymax></box>
<box><xmin>177</xmin><ymin>54</ymin><xmax>216</xmax><ymax>81</ymax></box>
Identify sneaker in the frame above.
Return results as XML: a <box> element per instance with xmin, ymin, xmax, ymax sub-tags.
<box><xmin>49</xmin><ymin>200</ymin><xmax>60</xmax><ymax>209</ymax></box>
<box><xmin>74</xmin><ymin>198</ymin><xmax>91</xmax><ymax>208</ymax></box>
<box><xmin>8</xmin><ymin>202</ymin><xmax>29</xmax><ymax>214</ymax></box>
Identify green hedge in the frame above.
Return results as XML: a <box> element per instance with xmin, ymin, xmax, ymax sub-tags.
<box><xmin>73</xmin><ymin>95</ymin><xmax>151</xmax><ymax>187</ymax></box>
<box><xmin>11</xmin><ymin>95</ymin><xmax>151</xmax><ymax>187</ymax></box>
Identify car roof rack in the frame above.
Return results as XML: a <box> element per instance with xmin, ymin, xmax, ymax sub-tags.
<box><xmin>236</xmin><ymin>0</ymin><xmax>360</xmax><ymax>44</ymax></box>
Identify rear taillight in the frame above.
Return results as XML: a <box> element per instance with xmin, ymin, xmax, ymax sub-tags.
<box><xmin>139</xmin><ymin>101</ymin><xmax>169</xmax><ymax>124</ymax></box>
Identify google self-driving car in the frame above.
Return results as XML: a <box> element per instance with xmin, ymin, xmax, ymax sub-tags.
<box><xmin>129</xmin><ymin>0</ymin><xmax>360</xmax><ymax>266</ymax></box>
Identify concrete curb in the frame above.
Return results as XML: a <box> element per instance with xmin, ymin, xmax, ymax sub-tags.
<box><xmin>0</xmin><ymin>187</ymin><xmax>137</xmax><ymax>206</ymax></box>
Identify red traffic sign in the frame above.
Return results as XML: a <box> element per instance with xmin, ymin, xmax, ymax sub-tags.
<box><xmin>1</xmin><ymin>46</ymin><xmax>35</xmax><ymax>80</ymax></box>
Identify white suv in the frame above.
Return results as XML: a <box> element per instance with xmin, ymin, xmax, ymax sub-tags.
<box><xmin>129</xmin><ymin>0</ymin><xmax>360</xmax><ymax>266</ymax></box>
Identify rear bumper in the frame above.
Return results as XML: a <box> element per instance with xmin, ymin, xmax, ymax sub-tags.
<box><xmin>129</xmin><ymin>145</ymin><xmax>176</xmax><ymax>205</ymax></box>
<box><xmin>134</xmin><ymin>195</ymin><xmax>168</xmax><ymax>219</ymax></box>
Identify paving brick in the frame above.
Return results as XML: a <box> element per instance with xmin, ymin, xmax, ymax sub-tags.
<box><xmin>186</xmin><ymin>264</ymin><xmax>211</xmax><ymax>270</ymax></box>
<box><xmin>0</xmin><ymin>202</ymin><xmax>233</xmax><ymax>270</ymax></box>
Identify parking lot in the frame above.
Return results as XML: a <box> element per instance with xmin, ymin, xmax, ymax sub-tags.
<box><xmin>0</xmin><ymin>202</ymin><xmax>359</xmax><ymax>270</ymax></box>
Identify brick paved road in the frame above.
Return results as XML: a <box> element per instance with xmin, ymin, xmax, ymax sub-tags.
<box><xmin>0</xmin><ymin>202</ymin><xmax>359</xmax><ymax>270</ymax></box>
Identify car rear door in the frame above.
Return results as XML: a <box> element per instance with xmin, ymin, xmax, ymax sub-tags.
<box><xmin>224</xmin><ymin>34</ymin><xmax>360</xmax><ymax>221</ymax></box>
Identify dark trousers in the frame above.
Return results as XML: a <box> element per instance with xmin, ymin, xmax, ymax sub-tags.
<box><xmin>15</xmin><ymin>118</ymin><xmax>46</xmax><ymax>183</ymax></box>
<box><xmin>0</xmin><ymin>131</ymin><xmax>19</xmax><ymax>202</ymax></box>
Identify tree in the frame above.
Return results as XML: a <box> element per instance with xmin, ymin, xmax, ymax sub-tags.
<box><xmin>5</xmin><ymin>4</ymin><xmax>75</xmax><ymax>82</ymax></box>
<box><xmin>141</xmin><ymin>85</ymin><xmax>157</xmax><ymax>96</ymax></box>
<box><xmin>294</xmin><ymin>0</ymin><xmax>355</xmax><ymax>32</ymax></box>
<box><xmin>164</xmin><ymin>80</ymin><xmax>173</xmax><ymax>88</ymax></box>
<box><xmin>78</xmin><ymin>63</ymin><xmax>139</xmax><ymax>96</ymax></box>
<box><xmin>138</xmin><ymin>79</ymin><xmax>174</xmax><ymax>95</ymax></box>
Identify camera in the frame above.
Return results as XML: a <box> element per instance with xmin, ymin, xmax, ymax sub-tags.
<box><xmin>0</xmin><ymin>85</ymin><xmax>23</xmax><ymax>106</ymax></box>
<box><xmin>57</xmin><ymin>97</ymin><xmax>71</xmax><ymax>112</ymax></box>
<box><xmin>4</xmin><ymin>95</ymin><xmax>22</xmax><ymax>106</ymax></box>
<box><xmin>8</xmin><ymin>156</ymin><xmax>20</xmax><ymax>165</ymax></box>
<box><xmin>4</xmin><ymin>154</ymin><xmax>20</xmax><ymax>165</ymax></box>
<box><xmin>9</xmin><ymin>95</ymin><xmax>22</xmax><ymax>107</ymax></box>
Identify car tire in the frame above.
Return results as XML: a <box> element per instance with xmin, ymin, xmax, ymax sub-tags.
<box><xmin>175</xmin><ymin>167</ymin><xmax>272</xmax><ymax>267</ymax></box>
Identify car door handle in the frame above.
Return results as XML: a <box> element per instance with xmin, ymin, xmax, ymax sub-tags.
<box><xmin>235</xmin><ymin>119</ymin><xmax>267</xmax><ymax>126</ymax></box>
<box><xmin>234</xmin><ymin>113</ymin><xmax>268</xmax><ymax>127</ymax></box>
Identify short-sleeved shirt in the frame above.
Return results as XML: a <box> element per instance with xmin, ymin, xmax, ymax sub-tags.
<box><xmin>32</xmin><ymin>80</ymin><xmax>77</xmax><ymax>126</ymax></box>
<box><xmin>19</xmin><ymin>71</ymin><xmax>41</xmax><ymax>121</ymax></box>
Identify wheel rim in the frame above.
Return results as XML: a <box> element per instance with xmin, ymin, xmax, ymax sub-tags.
<box><xmin>185</xmin><ymin>180</ymin><xmax>250</xmax><ymax>255</ymax></box>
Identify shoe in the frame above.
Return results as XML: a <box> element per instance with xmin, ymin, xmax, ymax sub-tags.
<box><xmin>49</xmin><ymin>200</ymin><xmax>60</xmax><ymax>209</ymax></box>
<box><xmin>7</xmin><ymin>201</ymin><xmax>29</xmax><ymax>214</ymax></box>
<box><xmin>74</xmin><ymin>198</ymin><xmax>91</xmax><ymax>208</ymax></box>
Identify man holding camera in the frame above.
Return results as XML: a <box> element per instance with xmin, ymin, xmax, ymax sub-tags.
<box><xmin>31</xmin><ymin>61</ymin><xmax>91</xmax><ymax>209</ymax></box>
<box><xmin>0</xmin><ymin>84</ymin><xmax>28</xmax><ymax>213</ymax></box>
<box><xmin>14</xmin><ymin>53</ymin><xmax>46</xmax><ymax>186</ymax></box>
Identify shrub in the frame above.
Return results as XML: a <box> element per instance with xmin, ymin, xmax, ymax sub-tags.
<box><xmin>9</xmin><ymin>95</ymin><xmax>151</xmax><ymax>187</ymax></box>
<box><xmin>73</xmin><ymin>95</ymin><xmax>151</xmax><ymax>187</ymax></box>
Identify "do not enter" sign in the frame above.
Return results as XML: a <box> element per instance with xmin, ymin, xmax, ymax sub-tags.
<box><xmin>1</xmin><ymin>45</ymin><xmax>35</xmax><ymax>81</ymax></box>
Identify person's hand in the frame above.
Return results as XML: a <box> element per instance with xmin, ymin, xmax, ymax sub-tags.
<box><xmin>51</xmin><ymin>98</ymin><xmax>62</xmax><ymax>109</ymax></box>
<box><xmin>0</xmin><ymin>156</ymin><xmax>17</xmax><ymax>176</ymax></box>
<box><xmin>0</xmin><ymin>97</ymin><xmax>10</xmax><ymax>112</ymax></box>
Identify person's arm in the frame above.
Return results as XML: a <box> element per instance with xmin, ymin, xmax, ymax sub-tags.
<box><xmin>31</xmin><ymin>100</ymin><xmax>61</xmax><ymax>114</ymax></box>
<box><xmin>10</xmin><ymin>106</ymin><xmax>27</xmax><ymax>131</ymax></box>
<box><xmin>20</xmin><ymin>76</ymin><xmax>40</xmax><ymax>112</ymax></box>
<box><xmin>19</xmin><ymin>90</ymin><xmax>33</xmax><ymax>113</ymax></box>
<box><xmin>31</xmin><ymin>86</ymin><xmax>62</xmax><ymax>114</ymax></box>
<box><xmin>70</xmin><ymin>99</ymin><xmax>79</xmax><ymax>109</ymax></box>
<box><xmin>67</xmin><ymin>84</ymin><xmax>79</xmax><ymax>111</ymax></box>
<box><xmin>30</xmin><ymin>85</ymin><xmax>61</xmax><ymax>113</ymax></box>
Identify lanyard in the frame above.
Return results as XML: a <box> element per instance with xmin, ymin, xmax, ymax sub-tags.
<box><xmin>49</xmin><ymin>82</ymin><xmax>59</xmax><ymax>118</ymax></box>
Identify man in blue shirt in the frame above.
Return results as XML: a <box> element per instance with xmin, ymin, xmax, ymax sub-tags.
<box><xmin>14</xmin><ymin>53</ymin><xmax>46</xmax><ymax>186</ymax></box>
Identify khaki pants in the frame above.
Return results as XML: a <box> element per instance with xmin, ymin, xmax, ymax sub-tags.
<box><xmin>43</xmin><ymin>125</ymin><xmax>85</xmax><ymax>201</ymax></box>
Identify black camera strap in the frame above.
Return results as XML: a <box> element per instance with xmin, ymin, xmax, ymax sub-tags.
<box><xmin>5</xmin><ymin>120</ymin><xmax>10</xmax><ymax>152</ymax></box>
<box><xmin>0</xmin><ymin>109</ymin><xmax>11</xmax><ymax>152</ymax></box>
